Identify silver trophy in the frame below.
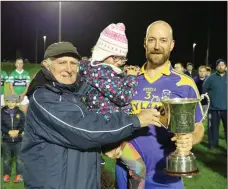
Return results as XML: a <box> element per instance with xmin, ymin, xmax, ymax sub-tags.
<box><xmin>160</xmin><ymin>93</ymin><xmax>210</xmax><ymax>177</ymax></box>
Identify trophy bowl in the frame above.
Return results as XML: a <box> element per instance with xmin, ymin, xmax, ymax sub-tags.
<box><xmin>161</xmin><ymin>95</ymin><xmax>209</xmax><ymax>177</ymax></box>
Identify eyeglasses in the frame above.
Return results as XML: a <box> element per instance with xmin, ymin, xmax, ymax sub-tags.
<box><xmin>111</xmin><ymin>56</ymin><xmax>128</xmax><ymax>63</ymax></box>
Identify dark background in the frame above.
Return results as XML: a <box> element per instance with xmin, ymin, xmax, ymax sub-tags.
<box><xmin>1</xmin><ymin>1</ymin><xmax>227</xmax><ymax>68</ymax></box>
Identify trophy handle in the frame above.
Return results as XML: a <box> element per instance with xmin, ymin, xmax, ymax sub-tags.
<box><xmin>199</xmin><ymin>93</ymin><xmax>210</xmax><ymax>122</ymax></box>
<box><xmin>158</xmin><ymin>103</ymin><xmax>170</xmax><ymax>129</ymax></box>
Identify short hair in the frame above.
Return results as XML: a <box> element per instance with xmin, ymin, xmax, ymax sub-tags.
<box><xmin>174</xmin><ymin>62</ymin><xmax>183</xmax><ymax>67</ymax></box>
<box><xmin>186</xmin><ymin>62</ymin><xmax>193</xmax><ymax>67</ymax></box>
<box><xmin>206</xmin><ymin>66</ymin><xmax>211</xmax><ymax>72</ymax></box>
<box><xmin>16</xmin><ymin>58</ymin><xmax>23</xmax><ymax>62</ymax></box>
<box><xmin>198</xmin><ymin>65</ymin><xmax>207</xmax><ymax>70</ymax></box>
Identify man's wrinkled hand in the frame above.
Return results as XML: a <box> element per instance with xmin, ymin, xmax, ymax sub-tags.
<box><xmin>137</xmin><ymin>108</ymin><xmax>161</xmax><ymax>127</ymax></box>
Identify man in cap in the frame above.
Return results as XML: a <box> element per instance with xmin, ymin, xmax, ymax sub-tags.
<box><xmin>203</xmin><ymin>59</ymin><xmax>227</xmax><ymax>151</ymax></box>
<box><xmin>1</xmin><ymin>94</ymin><xmax>25</xmax><ymax>183</ymax></box>
<box><xmin>21</xmin><ymin>41</ymin><xmax>163</xmax><ymax>189</ymax></box>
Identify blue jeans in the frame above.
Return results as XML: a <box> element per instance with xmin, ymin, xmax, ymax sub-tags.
<box><xmin>116</xmin><ymin>163</ymin><xmax>184</xmax><ymax>189</ymax></box>
<box><xmin>2</xmin><ymin>142</ymin><xmax>23</xmax><ymax>175</ymax></box>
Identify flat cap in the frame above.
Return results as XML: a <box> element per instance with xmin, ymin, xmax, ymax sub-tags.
<box><xmin>44</xmin><ymin>42</ymin><xmax>81</xmax><ymax>60</ymax></box>
<box><xmin>5</xmin><ymin>94</ymin><xmax>19</xmax><ymax>102</ymax></box>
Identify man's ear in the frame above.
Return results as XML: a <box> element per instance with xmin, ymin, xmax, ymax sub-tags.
<box><xmin>144</xmin><ymin>38</ymin><xmax>147</xmax><ymax>49</ymax></box>
<box><xmin>42</xmin><ymin>60</ymin><xmax>50</xmax><ymax>70</ymax></box>
<box><xmin>170</xmin><ymin>40</ymin><xmax>175</xmax><ymax>52</ymax></box>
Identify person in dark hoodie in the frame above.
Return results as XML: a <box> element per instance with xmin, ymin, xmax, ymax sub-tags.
<box><xmin>194</xmin><ymin>65</ymin><xmax>208</xmax><ymax>112</ymax></box>
<box><xmin>21</xmin><ymin>41</ymin><xmax>163</xmax><ymax>189</ymax></box>
<box><xmin>1</xmin><ymin>94</ymin><xmax>25</xmax><ymax>183</ymax></box>
<box><xmin>185</xmin><ymin>62</ymin><xmax>198</xmax><ymax>78</ymax></box>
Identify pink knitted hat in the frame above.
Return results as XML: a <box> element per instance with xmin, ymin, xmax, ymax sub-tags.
<box><xmin>91</xmin><ymin>23</ymin><xmax>128</xmax><ymax>62</ymax></box>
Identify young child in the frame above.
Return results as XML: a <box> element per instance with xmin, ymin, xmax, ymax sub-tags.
<box><xmin>80</xmin><ymin>23</ymin><xmax>145</xmax><ymax>189</ymax></box>
<box><xmin>1</xmin><ymin>94</ymin><xmax>25</xmax><ymax>183</ymax></box>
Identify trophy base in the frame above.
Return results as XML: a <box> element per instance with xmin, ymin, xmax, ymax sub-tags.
<box><xmin>164</xmin><ymin>168</ymin><xmax>199</xmax><ymax>177</ymax></box>
<box><xmin>164</xmin><ymin>152</ymin><xmax>199</xmax><ymax>177</ymax></box>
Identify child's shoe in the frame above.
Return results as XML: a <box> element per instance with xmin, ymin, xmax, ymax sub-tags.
<box><xmin>13</xmin><ymin>175</ymin><xmax>23</xmax><ymax>183</ymax></box>
<box><xmin>3</xmin><ymin>174</ymin><xmax>10</xmax><ymax>183</ymax></box>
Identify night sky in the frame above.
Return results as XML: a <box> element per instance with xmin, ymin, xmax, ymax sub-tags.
<box><xmin>1</xmin><ymin>1</ymin><xmax>227</xmax><ymax>69</ymax></box>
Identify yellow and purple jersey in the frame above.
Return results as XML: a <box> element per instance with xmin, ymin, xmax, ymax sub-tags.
<box><xmin>130</xmin><ymin>61</ymin><xmax>203</xmax><ymax>177</ymax></box>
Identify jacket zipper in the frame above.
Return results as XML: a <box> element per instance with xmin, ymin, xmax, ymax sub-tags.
<box><xmin>11</xmin><ymin>115</ymin><xmax>14</xmax><ymax>142</ymax></box>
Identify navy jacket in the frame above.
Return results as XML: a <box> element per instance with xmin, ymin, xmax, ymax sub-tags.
<box><xmin>1</xmin><ymin>106</ymin><xmax>25</xmax><ymax>143</ymax></box>
<box><xmin>193</xmin><ymin>75</ymin><xmax>207</xmax><ymax>105</ymax></box>
<box><xmin>185</xmin><ymin>70</ymin><xmax>198</xmax><ymax>78</ymax></box>
<box><xmin>21</xmin><ymin>80</ymin><xmax>141</xmax><ymax>189</ymax></box>
<box><xmin>203</xmin><ymin>71</ymin><xmax>227</xmax><ymax>110</ymax></box>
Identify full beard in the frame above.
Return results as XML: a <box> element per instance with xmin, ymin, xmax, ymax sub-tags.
<box><xmin>146</xmin><ymin>51</ymin><xmax>170</xmax><ymax>66</ymax></box>
<box><xmin>217</xmin><ymin>69</ymin><xmax>227</xmax><ymax>74</ymax></box>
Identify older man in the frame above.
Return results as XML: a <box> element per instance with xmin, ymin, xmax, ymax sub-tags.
<box><xmin>21</xmin><ymin>42</ymin><xmax>162</xmax><ymax>189</ymax></box>
<box><xmin>116</xmin><ymin>21</ymin><xmax>205</xmax><ymax>189</ymax></box>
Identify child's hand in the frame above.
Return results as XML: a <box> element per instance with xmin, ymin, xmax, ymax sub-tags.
<box><xmin>8</xmin><ymin>130</ymin><xmax>14</xmax><ymax>138</ymax></box>
<box><xmin>104</xmin><ymin>146</ymin><xmax>123</xmax><ymax>159</ymax></box>
<box><xmin>8</xmin><ymin>130</ymin><xmax>19</xmax><ymax>138</ymax></box>
<box><xmin>125</xmin><ymin>65</ymin><xmax>140</xmax><ymax>76</ymax></box>
<box><xmin>13</xmin><ymin>130</ymin><xmax>19</xmax><ymax>137</ymax></box>
<box><xmin>8</xmin><ymin>130</ymin><xmax>17</xmax><ymax>138</ymax></box>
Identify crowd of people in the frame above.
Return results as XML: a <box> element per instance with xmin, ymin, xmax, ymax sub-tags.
<box><xmin>173</xmin><ymin>59</ymin><xmax>227</xmax><ymax>154</ymax></box>
<box><xmin>1</xmin><ymin>20</ymin><xmax>227</xmax><ymax>189</ymax></box>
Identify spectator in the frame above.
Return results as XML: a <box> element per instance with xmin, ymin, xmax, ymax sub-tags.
<box><xmin>174</xmin><ymin>62</ymin><xmax>184</xmax><ymax>74</ymax></box>
<box><xmin>185</xmin><ymin>62</ymin><xmax>198</xmax><ymax>78</ymax></box>
<box><xmin>203</xmin><ymin>59</ymin><xmax>227</xmax><ymax>151</ymax></box>
<box><xmin>1</xmin><ymin>70</ymin><xmax>9</xmax><ymax>107</ymax></box>
<box><xmin>8</xmin><ymin>58</ymin><xmax>31</xmax><ymax>113</ymax></box>
<box><xmin>1</xmin><ymin>94</ymin><xmax>25</xmax><ymax>183</ymax></box>
<box><xmin>194</xmin><ymin>65</ymin><xmax>208</xmax><ymax>112</ymax></box>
